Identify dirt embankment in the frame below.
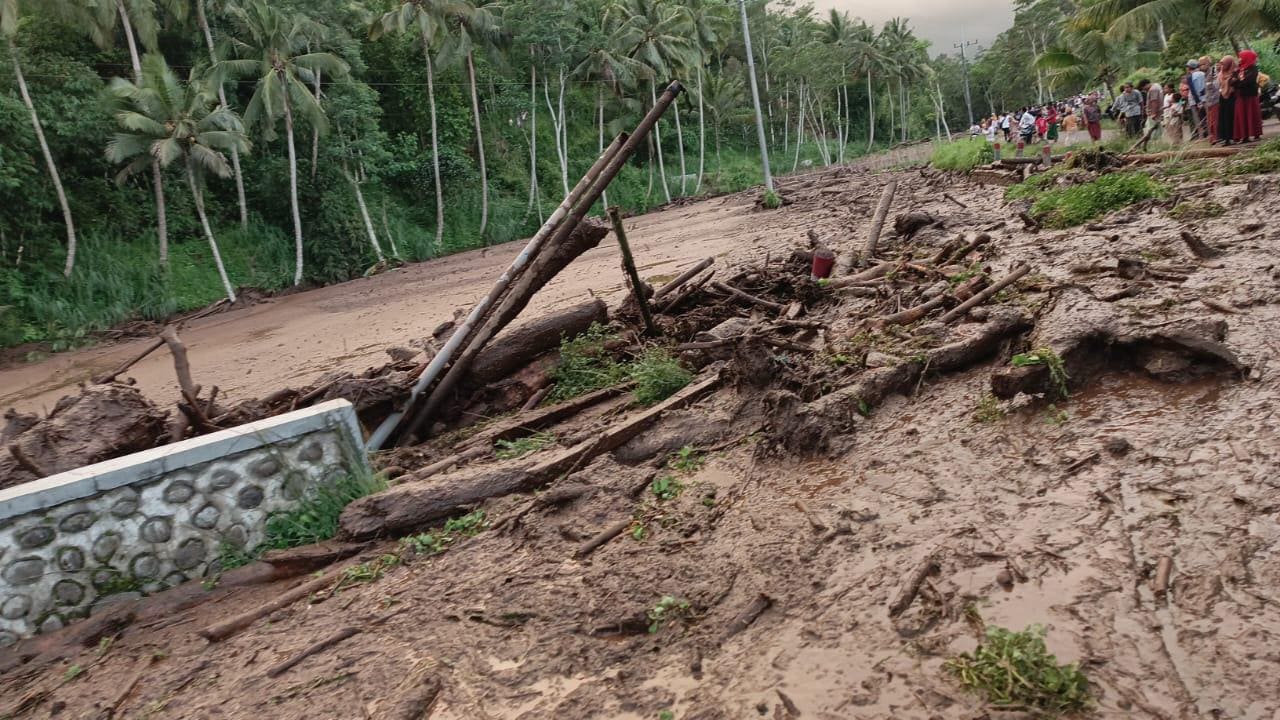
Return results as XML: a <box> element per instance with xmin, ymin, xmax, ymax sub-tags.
<box><xmin>4</xmin><ymin>157</ymin><xmax>1280</xmax><ymax>720</ymax></box>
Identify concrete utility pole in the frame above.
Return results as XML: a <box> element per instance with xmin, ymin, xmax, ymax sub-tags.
<box><xmin>954</xmin><ymin>39</ymin><xmax>978</xmax><ymax>128</ymax></box>
<box><xmin>740</xmin><ymin>0</ymin><xmax>774</xmax><ymax>193</ymax></box>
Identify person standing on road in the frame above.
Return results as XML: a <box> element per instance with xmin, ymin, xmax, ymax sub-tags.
<box><xmin>1019</xmin><ymin>107</ymin><xmax>1037</xmax><ymax>145</ymax></box>
<box><xmin>1117</xmin><ymin>83</ymin><xmax>1144</xmax><ymax>136</ymax></box>
<box><xmin>1202</xmin><ymin>56</ymin><xmax>1221</xmax><ymax>141</ymax></box>
<box><xmin>1218</xmin><ymin>55</ymin><xmax>1238</xmax><ymax>146</ymax></box>
<box><xmin>1235</xmin><ymin>49</ymin><xmax>1263</xmax><ymax>143</ymax></box>
<box><xmin>1001</xmin><ymin>112</ymin><xmax>1013</xmax><ymax>142</ymax></box>
<box><xmin>1083</xmin><ymin>94</ymin><xmax>1103</xmax><ymax>142</ymax></box>
<box><xmin>1141</xmin><ymin>79</ymin><xmax>1162</xmax><ymax>140</ymax></box>
<box><xmin>1184</xmin><ymin>59</ymin><xmax>1206</xmax><ymax>139</ymax></box>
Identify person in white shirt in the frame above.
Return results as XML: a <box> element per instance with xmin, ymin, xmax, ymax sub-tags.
<box><xmin>985</xmin><ymin>121</ymin><xmax>999</xmax><ymax>143</ymax></box>
<box><xmin>1018</xmin><ymin>108</ymin><xmax>1037</xmax><ymax>143</ymax></box>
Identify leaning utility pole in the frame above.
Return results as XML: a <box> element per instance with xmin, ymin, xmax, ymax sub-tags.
<box><xmin>954</xmin><ymin>39</ymin><xmax>978</xmax><ymax>128</ymax></box>
<box><xmin>740</xmin><ymin>0</ymin><xmax>774</xmax><ymax>193</ymax></box>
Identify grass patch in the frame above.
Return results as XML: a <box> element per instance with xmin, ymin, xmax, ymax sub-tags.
<box><xmin>401</xmin><ymin>510</ymin><xmax>488</xmax><ymax>555</ymax></box>
<box><xmin>1004</xmin><ymin>164</ymin><xmax>1073</xmax><ymax>202</ymax></box>
<box><xmin>547</xmin><ymin>323</ymin><xmax>628</xmax><ymax>403</ymax></box>
<box><xmin>494</xmin><ymin>432</ymin><xmax>556</xmax><ymax>460</ymax></box>
<box><xmin>1011</xmin><ymin>348</ymin><xmax>1070</xmax><ymax>398</ymax></box>
<box><xmin>1027</xmin><ymin>172</ymin><xmax>1167</xmax><ymax>229</ymax></box>
<box><xmin>930</xmin><ymin>138</ymin><xmax>994</xmax><ymax>172</ymax></box>
<box><xmin>217</xmin><ymin>464</ymin><xmax>386</xmax><ymax>571</ymax></box>
<box><xmin>647</xmin><ymin>595</ymin><xmax>692</xmax><ymax>633</ymax></box>
<box><xmin>761</xmin><ymin>189</ymin><xmax>783</xmax><ymax>209</ymax></box>
<box><xmin>630</xmin><ymin>347</ymin><xmax>693</xmax><ymax>406</ymax></box>
<box><xmin>1168</xmin><ymin>199</ymin><xmax>1226</xmax><ymax>220</ymax></box>
<box><xmin>650</xmin><ymin>474</ymin><xmax>685</xmax><ymax>501</ymax></box>
<box><xmin>945</xmin><ymin>625</ymin><xmax>1089</xmax><ymax>715</ymax></box>
<box><xmin>973</xmin><ymin>394</ymin><xmax>1006</xmax><ymax>423</ymax></box>
<box><xmin>1225</xmin><ymin>139</ymin><xmax>1280</xmax><ymax>176</ymax></box>
<box><xmin>668</xmin><ymin>445</ymin><xmax>704</xmax><ymax>474</ymax></box>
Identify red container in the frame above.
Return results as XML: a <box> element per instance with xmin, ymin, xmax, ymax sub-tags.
<box><xmin>811</xmin><ymin>248</ymin><xmax>836</xmax><ymax>280</ymax></box>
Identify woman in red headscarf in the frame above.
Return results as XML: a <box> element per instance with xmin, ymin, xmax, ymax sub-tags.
<box><xmin>1235</xmin><ymin>50</ymin><xmax>1263</xmax><ymax>142</ymax></box>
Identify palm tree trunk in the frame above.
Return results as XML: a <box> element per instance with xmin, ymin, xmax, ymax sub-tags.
<box><xmin>197</xmin><ymin>0</ymin><xmax>248</xmax><ymax>229</ymax></box>
<box><xmin>117</xmin><ymin>0</ymin><xmax>169</xmax><ymax>266</ymax></box>
<box><xmin>283</xmin><ymin>90</ymin><xmax>305</xmax><ymax>285</ymax></box>
<box><xmin>528</xmin><ymin>65</ymin><xmax>542</xmax><ymax>224</ymax></box>
<box><xmin>381</xmin><ymin>201</ymin><xmax>400</xmax><ymax>258</ymax></box>
<box><xmin>544</xmin><ymin>74</ymin><xmax>569</xmax><ymax>196</ymax></box>
<box><xmin>696</xmin><ymin>63</ymin><xmax>705</xmax><ymax>194</ymax></box>
<box><xmin>347</xmin><ymin>167</ymin><xmax>385</xmax><ymax>263</ymax></box>
<box><xmin>186</xmin><ymin>162</ymin><xmax>236</xmax><ymax>304</ymax></box>
<box><xmin>792</xmin><ymin>82</ymin><xmax>805</xmax><ymax>172</ymax></box>
<box><xmin>311</xmin><ymin>67</ymin><xmax>322</xmax><ymax>182</ymax></box>
<box><xmin>597</xmin><ymin>86</ymin><xmax>608</xmax><ymax>209</ymax></box>
<box><xmin>783</xmin><ymin>81</ymin><xmax>790</xmax><ymax>156</ymax></box>
<box><xmin>10</xmin><ymin>40</ymin><xmax>77</xmax><ymax>277</ymax></box>
<box><xmin>466</xmin><ymin>51</ymin><xmax>489</xmax><ymax>238</ymax></box>
<box><xmin>650</xmin><ymin>81</ymin><xmax>670</xmax><ymax>204</ymax></box>
<box><xmin>866</xmin><ymin>70</ymin><xmax>875</xmax><ymax>151</ymax></box>
<box><xmin>739</xmin><ymin>0</ymin><xmax>773</xmax><ymax>192</ymax></box>
<box><xmin>674</xmin><ymin>96</ymin><xmax>687</xmax><ymax>197</ymax></box>
<box><xmin>423</xmin><ymin>40</ymin><xmax>444</xmax><ymax>249</ymax></box>
<box><xmin>842</xmin><ymin>84</ymin><xmax>851</xmax><ymax>161</ymax></box>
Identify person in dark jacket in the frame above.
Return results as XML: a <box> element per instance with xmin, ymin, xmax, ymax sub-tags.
<box><xmin>1218</xmin><ymin>55</ymin><xmax>1238</xmax><ymax>146</ymax></box>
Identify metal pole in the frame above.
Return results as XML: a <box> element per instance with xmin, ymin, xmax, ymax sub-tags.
<box><xmin>607</xmin><ymin>207</ymin><xmax>657</xmax><ymax>336</ymax></box>
<box><xmin>740</xmin><ymin>0</ymin><xmax>774</xmax><ymax>193</ymax></box>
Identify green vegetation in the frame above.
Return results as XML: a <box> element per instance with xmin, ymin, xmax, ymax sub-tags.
<box><xmin>1011</xmin><ymin>347</ymin><xmax>1070</xmax><ymax>398</ymax></box>
<box><xmin>761</xmin><ymin>189</ymin><xmax>783</xmax><ymax>209</ymax></box>
<box><xmin>217</xmin><ymin>465</ymin><xmax>386</xmax><ymax>571</ymax></box>
<box><xmin>495</xmin><ymin>432</ymin><xmax>557</xmax><ymax>460</ymax></box>
<box><xmin>945</xmin><ymin>625</ymin><xmax>1090</xmax><ymax>715</ymax></box>
<box><xmin>401</xmin><ymin>511</ymin><xmax>488</xmax><ymax>555</ymax></box>
<box><xmin>63</xmin><ymin>664</ymin><xmax>85</xmax><ymax>682</ymax></box>
<box><xmin>930</xmin><ymin>138</ymin><xmax>994</xmax><ymax>172</ymax></box>
<box><xmin>647</xmin><ymin>596</ymin><xmax>692</xmax><ymax>633</ymax></box>
<box><xmin>650</xmin><ymin>474</ymin><xmax>685</xmax><ymax>502</ymax></box>
<box><xmin>1004</xmin><ymin>164</ymin><xmax>1073</xmax><ymax>202</ymax></box>
<box><xmin>630</xmin><ymin>347</ymin><xmax>694</xmax><ymax>406</ymax></box>
<box><xmin>340</xmin><ymin>553</ymin><xmax>401</xmax><ymax>587</ymax></box>
<box><xmin>668</xmin><ymin>445</ymin><xmax>704</xmax><ymax>474</ymax></box>
<box><xmin>1026</xmin><ymin>173</ymin><xmax>1167</xmax><ymax>229</ymax></box>
<box><xmin>973</xmin><ymin>394</ymin><xmax>1006</xmax><ymax>423</ymax></box>
<box><xmin>1168</xmin><ymin>199</ymin><xmax>1226</xmax><ymax>221</ymax></box>
<box><xmin>1226</xmin><ymin>139</ymin><xmax>1280</xmax><ymax>176</ymax></box>
<box><xmin>1044</xmin><ymin>404</ymin><xmax>1070</xmax><ymax>425</ymax></box>
<box><xmin>548</xmin><ymin>323</ymin><xmax>692</xmax><ymax>406</ymax></box>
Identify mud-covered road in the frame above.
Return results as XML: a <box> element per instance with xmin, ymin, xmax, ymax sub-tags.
<box><xmin>5</xmin><ymin>150</ymin><xmax>1280</xmax><ymax>719</ymax></box>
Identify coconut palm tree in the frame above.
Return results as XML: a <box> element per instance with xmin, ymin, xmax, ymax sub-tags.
<box><xmin>1037</xmin><ymin>26</ymin><xmax>1157</xmax><ymax>98</ymax></box>
<box><xmin>370</xmin><ymin>0</ymin><xmax>462</xmax><ymax>250</ymax></box>
<box><xmin>106</xmin><ymin>55</ymin><xmax>251</xmax><ymax>303</ymax></box>
<box><xmin>189</xmin><ymin>0</ymin><xmax>249</xmax><ymax>230</ymax></box>
<box><xmin>1072</xmin><ymin>0</ymin><xmax>1280</xmax><ymax>40</ymax></box>
<box><xmin>679</xmin><ymin>0</ymin><xmax>732</xmax><ymax>192</ymax></box>
<box><xmin>440</xmin><ymin>0</ymin><xmax>504</xmax><ymax>239</ymax></box>
<box><xmin>221</xmin><ymin>0</ymin><xmax>348</xmax><ymax>286</ymax></box>
<box><xmin>737</xmin><ymin>0</ymin><xmax>773</xmax><ymax>193</ymax></box>
<box><xmin>572</xmin><ymin>13</ymin><xmax>648</xmax><ymax>208</ymax></box>
<box><xmin>2</xmin><ymin>0</ymin><xmax>78</xmax><ymax>276</ymax></box>
<box><xmin>609</xmin><ymin>0</ymin><xmax>694</xmax><ymax>203</ymax></box>
<box><xmin>847</xmin><ymin>21</ymin><xmax>882</xmax><ymax>151</ymax></box>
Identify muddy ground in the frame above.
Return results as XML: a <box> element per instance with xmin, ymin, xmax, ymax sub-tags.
<box><xmin>3</xmin><ymin>150</ymin><xmax>1280</xmax><ymax>719</ymax></box>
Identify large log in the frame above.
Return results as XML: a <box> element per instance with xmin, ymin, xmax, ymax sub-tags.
<box><xmin>340</xmin><ymin>373</ymin><xmax>721</xmax><ymax>539</ymax></box>
<box><xmin>465</xmin><ymin>299</ymin><xmax>607</xmax><ymax>386</ymax></box>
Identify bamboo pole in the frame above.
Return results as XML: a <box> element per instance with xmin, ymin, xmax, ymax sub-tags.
<box><xmin>608</xmin><ymin>207</ymin><xmax>657</xmax><ymax>336</ymax></box>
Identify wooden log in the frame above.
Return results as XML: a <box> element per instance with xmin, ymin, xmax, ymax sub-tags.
<box><xmin>928</xmin><ymin>234</ymin><xmax>965</xmax><ymax>266</ymax></box>
<box><xmin>862</xmin><ymin>180</ymin><xmax>898</xmax><ymax>263</ymax></box>
<box><xmin>1178</xmin><ymin>230</ymin><xmax>1224</xmax><ymax>260</ymax></box>
<box><xmin>1153</xmin><ymin>556</ymin><xmax>1173</xmax><ymax>600</ymax></box>
<box><xmin>875</xmin><ymin>295</ymin><xmax>948</xmax><ymax>327</ymax></box>
<box><xmin>464</xmin><ymin>299</ymin><xmax>608</xmax><ymax>386</ymax></box>
<box><xmin>654</xmin><ymin>258</ymin><xmax>714</xmax><ymax>300</ymax></box>
<box><xmin>199</xmin><ymin>569</ymin><xmax>342</xmax><ymax>642</ymax></box>
<box><xmin>940</xmin><ymin>264</ymin><xmax>1031</xmax><ymax>324</ymax></box>
<box><xmin>458</xmin><ymin>382</ymin><xmax>633</xmax><ymax>451</ymax></box>
<box><xmin>710</xmin><ymin>281</ymin><xmax>784</xmax><ymax>313</ymax></box>
<box><xmin>160</xmin><ymin>326</ymin><xmax>199</xmax><ymax>405</ymax></box>
<box><xmin>265</xmin><ymin>626</ymin><xmax>361</xmax><ymax>678</ymax></box>
<box><xmin>608</xmin><ymin>207</ymin><xmax>657</xmax><ymax>335</ymax></box>
<box><xmin>575</xmin><ymin>518</ymin><xmax>633</xmax><ymax>559</ymax></box>
<box><xmin>659</xmin><ymin>270</ymin><xmax>715</xmax><ymax>314</ymax></box>
<box><xmin>948</xmin><ymin>233</ymin><xmax>992</xmax><ymax>265</ymax></box>
<box><xmin>408</xmin><ymin>445</ymin><xmax>492</xmax><ymax>481</ymax></box>
<box><xmin>1127</xmin><ymin>147</ymin><xmax>1240</xmax><ymax>164</ymax></box>
<box><xmin>521</xmin><ymin>386</ymin><xmax>552</xmax><ymax>411</ymax></box>
<box><xmin>943</xmin><ymin>192</ymin><xmax>967</xmax><ymax>209</ymax></box>
<box><xmin>826</xmin><ymin>261</ymin><xmax>898</xmax><ymax>289</ymax></box>
<box><xmin>92</xmin><ymin>337</ymin><xmax>164</xmax><ymax>385</ymax></box>
<box><xmin>340</xmin><ymin>374</ymin><xmax>721</xmax><ymax>539</ymax></box>
<box><xmin>888</xmin><ymin>553</ymin><xmax>939</xmax><ymax>617</ymax></box>
<box><xmin>720</xmin><ymin>593</ymin><xmax>773</xmax><ymax>644</ymax></box>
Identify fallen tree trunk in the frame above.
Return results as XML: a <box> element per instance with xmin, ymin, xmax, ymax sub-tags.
<box><xmin>654</xmin><ymin>258</ymin><xmax>714</xmax><ymax>300</ymax></box>
<box><xmin>464</xmin><ymin>299</ymin><xmax>607</xmax><ymax>386</ymax></box>
<box><xmin>340</xmin><ymin>373</ymin><xmax>721</xmax><ymax>539</ymax></box>
<box><xmin>1127</xmin><ymin>147</ymin><xmax>1241</xmax><ymax>164</ymax></box>
<box><xmin>876</xmin><ymin>295</ymin><xmax>948</xmax><ymax>327</ymax></box>
<box><xmin>940</xmin><ymin>264</ymin><xmax>1031</xmax><ymax>324</ymax></box>
<box><xmin>861</xmin><ymin>180</ymin><xmax>898</xmax><ymax>264</ymax></box>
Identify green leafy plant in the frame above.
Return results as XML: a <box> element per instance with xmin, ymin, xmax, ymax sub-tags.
<box><xmin>630</xmin><ymin>347</ymin><xmax>693</xmax><ymax>406</ymax></box>
<box><xmin>945</xmin><ymin>625</ymin><xmax>1090</xmax><ymax>715</ymax></box>
<box><xmin>1011</xmin><ymin>347</ymin><xmax>1070</xmax><ymax>398</ymax></box>
<box><xmin>1027</xmin><ymin>172</ymin><xmax>1167</xmax><ymax>228</ymax></box>
<box><xmin>651</xmin><ymin>475</ymin><xmax>685</xmax><ymax>502</ymax></box>
<box><xmin>261</xmin><ymin>468</ymin><xmax>388</xmax><ymax>553</ymax></box>
<box><xmin>549</xmin><ymin>323</ymin><xmax>628</xmax><ymax>402</ymax></box>
<box><xmin>1044</xmin><ymin>404</ymin><xmax>1069</xmax><ymax>426</ymax></box>
<box><xmin>342</xmin><ymin>554</ymin><xmax>401</xmax><ymax>586</ymax></box>
<box><xmin>762</xmin><ymin>189</ymin><xmax>783</xmax><ymax>209</ymax></box>
<box><xmin>63</xmin><ymin>664</ymin><xmax>84</xmax><ymax>682</ymax></box>
<box><xmin>658</xmin><ymin>711</ymin><xmax>675</xmax><ymax>720</ymax></box>
<box><xmin>401</xmin><ymin>511</ymin><xmax>488</xmax><ymax>556</ymax></box>
<box><xmin>973</xmin><ymin>394</ymin><xmax>1006</xmax><ymax>423</ymax></box>
<box><xmin>495</xmin><ymin>432</ymin><xmax>557</xmax><ymax>460</ymax></box>
<box><xmin>647</xmin><ymin>596</ymin><xmax>692</xmax><ymax>633</ymax></box>
<box><xmin>668</xmin><ymin>446</ymin><xmax>704</xmax><ymax>474</ymax></box>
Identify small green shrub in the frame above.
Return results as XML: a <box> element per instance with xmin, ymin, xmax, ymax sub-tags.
<box><xmin>402</xmin><ymin>510</ymin><xmax>488</xmax><ymax>556</ymax></box>
<box><xmin>668</xmin><ymin>446</ymin><xmax>704</xmax><ymax>474</ymax></box>
<box><xmin>261</xmin><ymin>468</ymin><xmax>387</xmax><ymax>552</ymax></box>
<box><xmin>494</xmin><ymin>432</ymin><xmax>557</xmax><ymax>460</ymax></box>
<box><xmin>930</xmin><ymin>138</ymin><xmax>994</xmax><ymax>171</ymax></box>
<box><xmin>1011</xmin><ymin>348</ymin><xmax>1070</xmax><ymax>398</ymax></box>
<box><xmin>630</xmin><ymin>347</ymin><xmax>693</xmax><ymax>405</ymax></box>
<box><xmin>761</xmin><ymin>189</ymin><xmax>782</xmax><ymax>209</ymax></box>
<box><xmin>945</xmin><ymin>625</ymin><xmax>1089</xmax><ymax>714</ymax></box>
<box><xmin>647</xmin><ymin>596</ymin><xmax>692</xmax><ymax>633</ymax></box>
<box><xmin>549</xmin><ymin>323</ymin><xmax>628</xmax><ymax>403</ymax></box>
<box><xmin>650</xmin><ymin>474</ymin><xmax>684</xmax><ymax>501</ymax></box>
<box><xmin>1028</xmin><ymin>172</ymin><xmax>1167</xmax><ymax>228</ymax></box>
<box><xmin>1004</xmin><ymin>165</ymin><xmax>1072</xmax><ymax>201</ymax></box>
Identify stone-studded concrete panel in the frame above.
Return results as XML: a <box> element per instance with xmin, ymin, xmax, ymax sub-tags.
<box><xmin>0</xmin><ymin>400</ymin><xmax>366</xmax><ymax>645</ymax></box>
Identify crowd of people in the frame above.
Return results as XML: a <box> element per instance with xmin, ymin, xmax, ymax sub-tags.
<box><xmin>968</xmin><ymin>50</ymin><xmax>1272</xmax><ymax>149</ymax></box>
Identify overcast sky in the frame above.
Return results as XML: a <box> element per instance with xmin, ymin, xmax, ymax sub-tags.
<box><xmin>806</xmin><ymin>0</ymin><xmax>1015</xmax><ymax>56</ymax></box>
